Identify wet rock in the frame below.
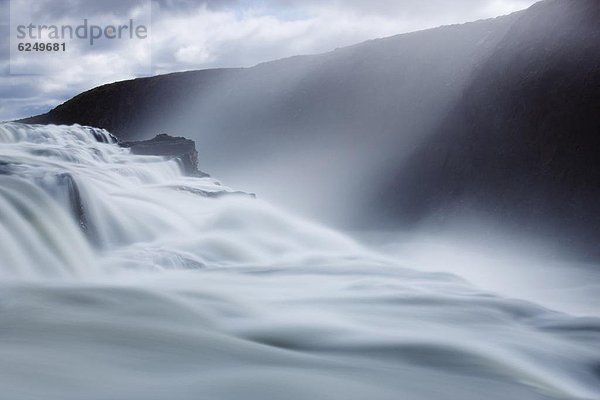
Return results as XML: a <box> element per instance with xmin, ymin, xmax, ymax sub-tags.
<box><xmin>120</xmin><ymin>134</ymin><xmax>208</xmax><ymax>177</ymax></box>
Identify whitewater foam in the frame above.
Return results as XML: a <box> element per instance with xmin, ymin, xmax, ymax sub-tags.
<box><xmin>0</xmin><ymin>123</ymin><xmax>598</xmax><ymax>400</ymax></box>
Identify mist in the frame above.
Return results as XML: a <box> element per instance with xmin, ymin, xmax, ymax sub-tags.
<box><xmin>4</xmin><ymin>1</ymin><xmax>600</xmax><ymax>398</ymax></box>
<box><xmin>120</xmin><ymin>15</ymin><xmax>514</xmax><ymax>224</ymax></box>
<box><xmin>353</xmin><ymin>217</ymin><xmax>600</xmax><ymax>317</ymax></box>
<box><xmin>17</xmin><ymin>0</ymin><xmax>600</xmax><ymax>301</ymax></box>
<box><xmin>1</xmin><ymin>122</ymin><xmax>599</xmax><ymax>400</ymax></box>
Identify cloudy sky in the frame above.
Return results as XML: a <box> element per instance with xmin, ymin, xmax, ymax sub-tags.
<box><xmin>0</xmin><ymin>0</ymin><xmax>537</xmax><ymax>121</ymax></box>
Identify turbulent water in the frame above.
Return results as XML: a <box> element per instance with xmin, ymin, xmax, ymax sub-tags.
<box><xmin>0</xmin><ymin>123</ymin><xmax>599</xmax><ymax>400</ymax></box>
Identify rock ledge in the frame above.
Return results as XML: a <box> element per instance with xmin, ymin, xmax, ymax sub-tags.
<box><xmin>120</xmin><ymin>134</ymin><xmax>208</xmax><ymax>177</ymax></box>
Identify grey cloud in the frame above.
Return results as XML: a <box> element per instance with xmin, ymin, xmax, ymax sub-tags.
<box><xmin>188</xmin><ymin>0</ymin><xmax>537</xmax><ymax>19</ymax></box>
<box><xmin>0</xmin><ymin>0</ymin><xmax>8</xmax><ymax>26</ymax></box>
<box><xmin>0</xmin><ymin>76</ymin><xmax>40</xmax><ymax>99</ymax></box>
<box><xmin>152</xmin><ymin>0</ymin><xmax>239</xmax><ymax>12</ymax></box>
<box><xmin>267</xmin><ymin>0</ymin><xmax>535</xmax><ymax>14</ymax></box>
<box><xmin>21</xmin><ymin>0</ymin><xmax>145</xmax><ymax>20</ymax></box>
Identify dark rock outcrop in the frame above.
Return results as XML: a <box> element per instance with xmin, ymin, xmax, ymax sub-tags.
<box><xmin>120</xmin><ymin>134</ymin><xmax>208</xmax><ymax>177</ymax></box>
<box><xmin>56</xmin><ymin>173</ymin><xmax>89</xmax><ymax>234</ymax></box>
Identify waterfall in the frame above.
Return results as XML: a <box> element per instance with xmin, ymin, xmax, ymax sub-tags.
<box><xmin>0</xmin><ymin>123</ymin><xmax>598</xmax><ymax>400</ymax></box>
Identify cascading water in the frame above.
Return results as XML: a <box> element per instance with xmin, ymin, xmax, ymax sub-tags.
<box><xmin>0</xmin><ymin>123</ymin><xmax>598</xmax><ymax>400</ymax></box>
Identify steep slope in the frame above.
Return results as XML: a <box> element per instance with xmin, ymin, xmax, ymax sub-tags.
<box><xmin>376</xmin><ymin>0</ymin><xmax>600</xmax><ymax>257</ymax></box>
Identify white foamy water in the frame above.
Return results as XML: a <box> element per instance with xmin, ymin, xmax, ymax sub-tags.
<box><xmin>0</xmin><ymin>123</ymin><xmax>598</xmax><ymax>400</ymax></box>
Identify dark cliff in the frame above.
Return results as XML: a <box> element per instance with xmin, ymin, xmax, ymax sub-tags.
<box><xmin>376</xmin><ymin>0</ymin><xmax>600</xmax><ymax>257</ymax></box>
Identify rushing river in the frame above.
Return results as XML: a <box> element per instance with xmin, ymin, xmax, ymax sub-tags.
<box><xmin>0</xmin><ymin>123</ymin><xmax>598</xmax><ymax>400</ymax></box>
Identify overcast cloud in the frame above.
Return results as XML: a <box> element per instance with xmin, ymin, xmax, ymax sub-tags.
<box><xmin>0</xmin><ymin>0</ymin><xmax>537</xmax><ymax>121</ymax></box>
